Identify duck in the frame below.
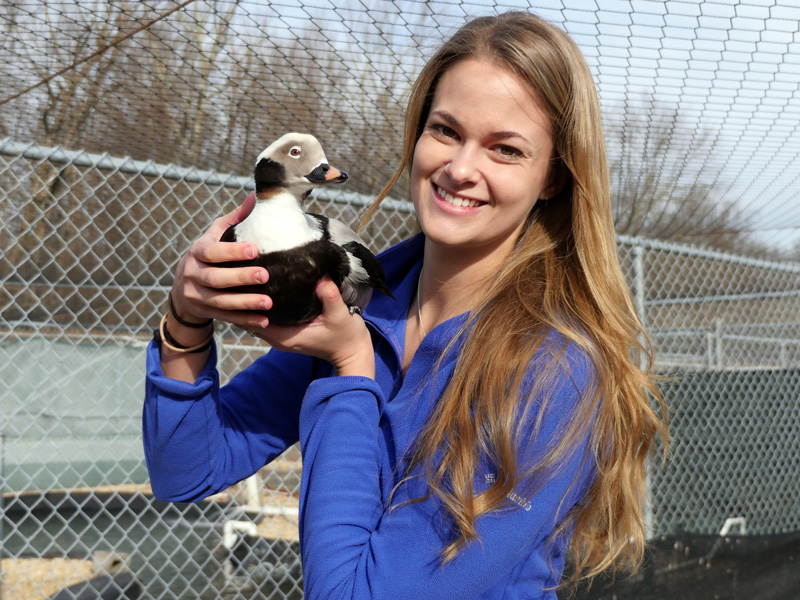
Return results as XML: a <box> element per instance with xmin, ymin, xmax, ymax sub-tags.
<box><xmin>220</xmin><ymin>133</ymin><xmax>394</xmax><ymax>324</ymax></box>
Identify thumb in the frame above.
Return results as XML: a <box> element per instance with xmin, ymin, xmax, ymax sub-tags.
<box><xmin>210</xmin><ymin>191</ymin><xmax>256</xmax><ymax>238</ymax></box>
<box><xmin>229</xmin><ymin>191</ymin><xmax>256</xmax><ymax>225</ymax></box>
<box><xmin>315</xmin><ymin>276</ymin><xmax>345</xmax><ymax>312</ymax></box>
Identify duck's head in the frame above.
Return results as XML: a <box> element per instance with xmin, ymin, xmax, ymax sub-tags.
<box><xmin>254</xmin><ymin>133</ymin><xmax>348</xmax><ymax>199</ymax></box>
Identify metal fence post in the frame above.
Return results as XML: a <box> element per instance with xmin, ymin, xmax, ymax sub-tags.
<box><xmin>706</xmin><ymin>331</ymin><xmax>715</xmax><ymax>369</ymax></box>
<box><xmin>631</xmin><ymin>245</ymin><xmax>655</xmax><ymax>535</ymax></box>
<box><xmin>1</xmin><ymin>431</ymin><xmax>5</xmax><ymax>600</ymax></box>
<box><xmin>632</xmin><ymin>245</ymin><xmax>647</xmax><ymax>330</ymax></box>
<box><xmin>714</xmin><ymin>318</ymin><xmax>724</xmax><ymax>369</ymax></box>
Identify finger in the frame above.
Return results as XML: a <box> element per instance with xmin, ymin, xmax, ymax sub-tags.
<box><xmin>183</xmin><ymin>248</ymin><xmax>263</xmax><ymax>286</ymax></box>
<box><xmin>223</xmin><ymin>309</ymin><xmax>272</xmax><ymax>331</ymax></box>
<box><xmin>194</xmin><ymin>264</ymin><xmax>268</xmax><ymax>290</ymax></box>
<box><xmin>193</xmin><ymin>237</ymin><xmax>259</xmax><ymax>265</ymax></box>
<box><xmin>186</xmin><ymin>289</ymin><xmax>273</xmax><ymax>328</ymax></box>
<box><xmin>187</xmin><ymin>282</ymin><xmax>272</xmax><ymax>312</ymax></box>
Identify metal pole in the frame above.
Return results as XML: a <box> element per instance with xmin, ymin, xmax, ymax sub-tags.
<box><xmin>706</xmin><ymin>331</ymin><xmax>715</xmax><ymax>369</ymax></box>
<box><xmin>1</xmin><ymin>431</ymin><xmax>5</xmax><ymax>600</ymax></box>
<box><xmin>244</xmin><ymin>473</ymin><xmax>264</xmax><ymax>514</ymax></box>
<box><xmin>632</xmin><ymin>246</ymin><xmax>647</xmax><ymax>330</ymax></box>
<box><xmin>714</xmin><ymin>318</ymin><xmax>724</xmax><ymax>369</ymax></box>
<box><xmin>632</xmin><ymin>246</ymin><xmax>654</xmax><ymax>536</ymax></box>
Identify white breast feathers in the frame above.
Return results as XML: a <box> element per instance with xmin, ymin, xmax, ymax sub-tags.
<box><xmin>235</xmin><ymin>194</ymin><xmax>323</xmax><ymax>254</ymax></box>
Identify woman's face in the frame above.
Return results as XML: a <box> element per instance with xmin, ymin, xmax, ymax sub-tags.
<box><xmin>411</xmin><ymin>58</ymin><xmax>559</xmax><ymax>258</ymax></box>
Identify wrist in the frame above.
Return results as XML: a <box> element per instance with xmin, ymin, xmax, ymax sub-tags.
<box><xmin>169</xmin><ymin>291</ymin><xmax>212</xmax><ymax>328</ymax></box>
<box><xmin>158</xmin><ymin>318</ymin><xmax>214</xmax><ymax>383</ymax></box>
<box><xmin>334</xmin><ymin>353</ymin><xmax>375</xmax><ymax>378</ymax></box>
<box><xmin>163</xmin><ymin>314</ymin><xmax>214</xmax><ymax>347</ymax></box>
<box><xmin>332</xmin><ymin>334</ymin><xmax>375</xmax><ymax>378</ymax></box>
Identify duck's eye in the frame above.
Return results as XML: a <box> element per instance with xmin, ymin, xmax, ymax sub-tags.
<box><xmin>289</xmin><ymin>146</ymin><xmax>302</xmax><ymax>158</ymax></box>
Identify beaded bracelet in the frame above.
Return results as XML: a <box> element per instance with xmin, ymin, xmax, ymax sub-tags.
<box><xmin>154</xmin><ymin>313</ymin><xmax>214</xmax><ymax>354</ymax></box>
<box><xmin>168</xmin><ymin>292</ymin><xmax>213</xmax><ymax>329</ymax></box>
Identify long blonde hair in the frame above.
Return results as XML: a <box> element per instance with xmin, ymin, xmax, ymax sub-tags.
<box><xmin>362</xmin><ymin>12</ymin><xmax>668</xmax><ymax>584</ymax></box>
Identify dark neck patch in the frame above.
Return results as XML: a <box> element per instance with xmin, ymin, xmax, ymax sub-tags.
<box><xmin>255</xmin><ymin>158</ymin><xmax>286</xmax><ymax>194</ymax></box>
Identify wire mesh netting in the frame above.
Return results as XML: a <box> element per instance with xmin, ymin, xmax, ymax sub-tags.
<box><xmin>2</xmin><ymin>1</ymin><xmax>800</xmax><ymax>598</ymax></box>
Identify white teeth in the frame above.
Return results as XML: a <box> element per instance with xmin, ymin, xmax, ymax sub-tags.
<box><xmin>437</xmin><ymin>186</ymin><xmax>480</xmax><ymax>208</ymax></box>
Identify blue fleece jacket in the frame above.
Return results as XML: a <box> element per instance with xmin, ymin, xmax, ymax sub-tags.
<box><xmin>143</xmin><ymin>233</ymin><xmax>597</xmax><ymax>600</ymax></box>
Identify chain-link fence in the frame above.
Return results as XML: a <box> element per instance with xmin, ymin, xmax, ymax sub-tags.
<box><xmin>2</xmin><ymin>1</ymin><xmax>800</xmax><ymax>598</ymax></box>
<box><xmin>618</xmin><ymin>236</ymin><xmax>800</xmax><ymax>538</ymax></box>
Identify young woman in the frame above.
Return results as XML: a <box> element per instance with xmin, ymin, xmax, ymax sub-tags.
<box><xmin>143</xmin><ymin>12</ymin><xmax>667</xmax><ymax>599</ymax></box>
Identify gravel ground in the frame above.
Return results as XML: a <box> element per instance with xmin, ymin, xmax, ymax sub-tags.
<box><xmin>2</xmin><ymin>458</ymin><xmax>302</xmax><ymax>597</ymax></box>
<box><xmin>1</xmin><ymin>557</ymin><xmax>94</xmax><ymax>600</ymax></box>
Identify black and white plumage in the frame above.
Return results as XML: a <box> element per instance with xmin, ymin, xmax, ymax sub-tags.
<box><xmin>220</xmin><ymin>132</ymin><xmax>394</xmax><ymax>325</ymax></box>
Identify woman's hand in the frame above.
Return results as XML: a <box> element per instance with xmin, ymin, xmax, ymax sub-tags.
<box><xmin>166</xmin><ymin>192</ymin><xmax>374</xmax><ymax>379</ymax></box>
<box><xmin>170</xmin><ymin>191</ymin><xmax>273</xmax><ymax>332</ymax></box>
<box><xmin>251</xmin><ymin>277</ymin><xmax>376</xmax><ymax>379</ymax></box>
<box><xmin>160</xmin><ymin>192</ymin><xmax>274</xmax><ymax>383</ymax></box>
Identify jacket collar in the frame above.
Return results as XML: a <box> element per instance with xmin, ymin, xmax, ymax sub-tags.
<box><xmin>362</xmin><ymin>233</ymin><xmax>471</xmax><ymax>364</ymax></box>
<box><xmin>362</xmin><ymin>233</ymin><xmax>424</xmax><ymax>357</ymax></box>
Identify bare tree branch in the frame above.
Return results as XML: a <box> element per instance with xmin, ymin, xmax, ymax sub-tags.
<box><xmin>605</xmin><ymin>95</ymin><xmax>757</xmax><ymax>254</ymax></box>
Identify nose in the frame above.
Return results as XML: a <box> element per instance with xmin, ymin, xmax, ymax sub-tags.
<box><xmin>444</xmin><ymin>143</ymin><xmax>479</xmax><ymax>185</ymax></box>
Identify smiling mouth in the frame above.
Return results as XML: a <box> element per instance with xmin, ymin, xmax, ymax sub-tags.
<box><xmin>435</xmin><ymin>185</ymin><xmax>484</xmax><ymax>208</ymax></box>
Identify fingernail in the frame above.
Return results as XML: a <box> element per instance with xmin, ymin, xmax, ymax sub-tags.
<box><xmin>246</xmin><ymin>245</ymin><xmax>258</xmax><ymax>259</ymax></box>
<box><xmin>255</xmin><ymin>270</ymin><xmax>266</xmax><ymax>283</ymax></box>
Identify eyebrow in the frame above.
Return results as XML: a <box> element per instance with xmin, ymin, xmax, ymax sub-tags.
<box><xmin>429</xmin><ymin>110</ymin><xmax>532</xmax><ymax>145</ymax></box>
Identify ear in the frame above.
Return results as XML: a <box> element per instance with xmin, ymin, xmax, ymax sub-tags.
<box><xmin>540</xmin><ymin>161</ymin><xmax>568</xmax><ymax>201</ymax></box>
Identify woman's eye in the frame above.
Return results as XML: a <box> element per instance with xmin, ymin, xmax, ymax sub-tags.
<box><xmin>431</xmin><ymin>124</ymin><xmax>458</xmax><ymax>139</ymax></box>
<box><xmin>497</xmin><ymin>145</ymin><xmax>523</xmax><ymax>158</ymax></box>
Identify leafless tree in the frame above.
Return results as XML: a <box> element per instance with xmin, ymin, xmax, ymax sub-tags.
<box><xmin>603</xmin><ymin>97</ymin><xmax>790</xmax><ymax>259</ymax></box>
<box><xmin>3</xmin><ymin>1</ymin><xmax>139</xmax><ymax>280</ymax></box>
<box><xmin>605</xmin><ymin>96</ymin><xmax>764</xmax><ymax>255</ymax></box>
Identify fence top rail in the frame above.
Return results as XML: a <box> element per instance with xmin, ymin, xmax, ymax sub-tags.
<box><xmin>0</xmin><ymin>137</ymin><xmax>414</xmax><ymax>214</ymax></box>
<box><xmin>645</xmin><ymin>289</ymin><xmax>800</xmax><ymax>307</ymax></box>
<box><xmin>618</xmin><ymin>234</ymin><xmax>800</xmax><ymax>275</ymax></box>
